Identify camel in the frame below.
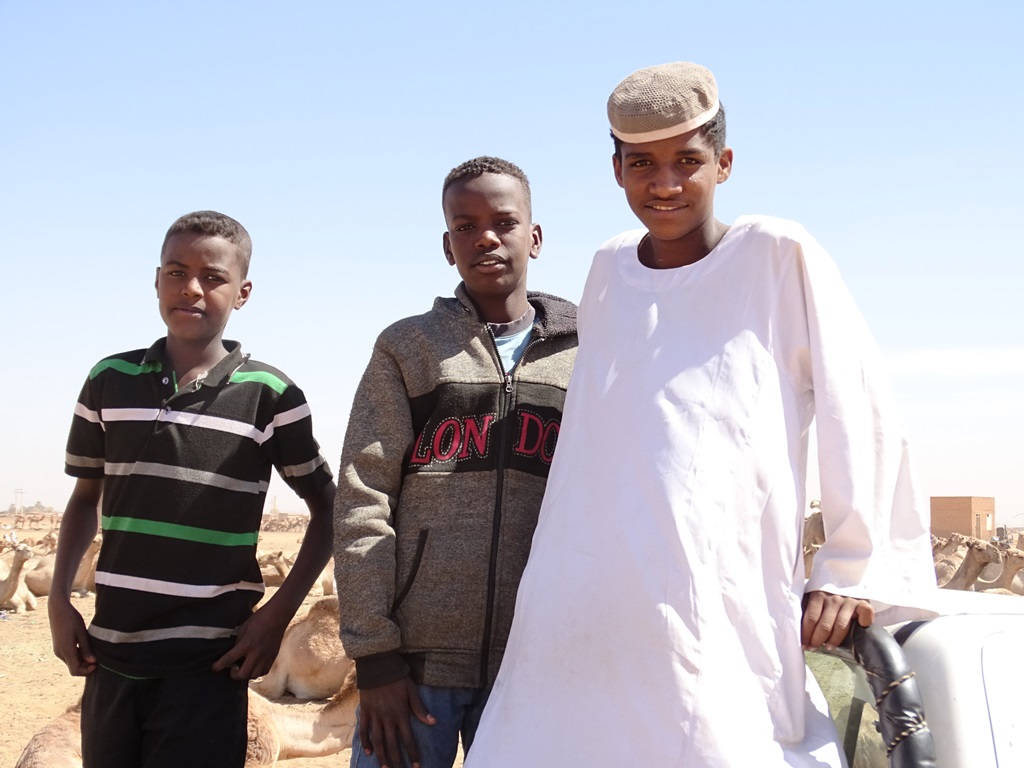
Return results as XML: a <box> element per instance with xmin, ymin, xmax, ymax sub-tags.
<box><xmin>0</xmin><ymin>544</ymin><xmax>38</xmax><ymax>612</ymax></box>
<box><xmin>258</xmin><ymin>550</ymin><xmax>291</xmax><ymax>588</ymax></box>
<box><xmin>801</xmin><ymin>507</ymin><xmax>826</xmax><ymax>573</ymax></box>
<box><xmin>940</xmin><ymin>538</ymin><xmax>1003</xmax><ymax>591</ymax></box>
<box><xmin>25</xmin><ymin>536</ymin><xmax>101</xmax><ymax>597</ymax></box>
<box><xmin>252</xmin><ymin>596</ymin><xmax>352</xmax><ymax>699</ymax></box>
<box><xmin>977</xmin><ymin>546</ymin><xmax>1024</xmax><ymax>595</ymax></box>
<box><xmin>31</xmin><ymin>531</ymin><xmax>59</xmax><ymax>555</ymax></box>
<box><xmin>934</xmin><ymin>533</ymin><xmax>972</xmax><ymax>586</ymax></box>
<box><xmin>318</xmin><ymin>557</ymin><xmax>336</xmax><ymax>596</ymax></box>
<box><xmin>15</xmin><ymin>672</ymin><xmax>358</xmax><ymax>768</ymax></box>
<box><xmin>12</xmin><ymin>703</ymin><xmax>82</xmax><ymax>768</ymax></box>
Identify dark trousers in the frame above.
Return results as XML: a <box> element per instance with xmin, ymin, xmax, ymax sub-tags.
<box><xmin>81</xmin><ymin>665</ymin><xmax>248</xmax><ymax>768</ymax></box>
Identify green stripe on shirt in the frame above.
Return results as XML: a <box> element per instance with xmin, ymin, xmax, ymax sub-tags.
<box><xmin>102</xmin><ymin>515</ymin><xmax>259</xmax><ymax>546</ymax></box>
<box><xmin>229</xmin><ymin>370</ymin><xmax>288</xmax><ymax>394</ymax></box>
<box><xmin>90</xmin><ymin>358</ymin><xmax>162</xmax><ymax>379</ymax></box>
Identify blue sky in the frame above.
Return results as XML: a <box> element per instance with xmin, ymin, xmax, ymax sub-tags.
<box><xmin>2</xmin><ymin>1</ymin><xmax>1022</xmax><ymax>522</ymax></box>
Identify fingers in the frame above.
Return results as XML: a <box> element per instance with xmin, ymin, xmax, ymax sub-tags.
<box><xmin>74</xmin><ymin>629</ymin><xmax>97</xmax><ymax>675</ymax></box>
<box><xmin>408</xmin><ymin>689</ymin><xmax>437</xmax><ymax>726</ymax></box>
<box><xmin>210</xmin><ymin>647</ymin><xmax>238</xmax><ymax>673</ymax></box>
<box><xmin>855</xmin><ymin>600</ymin><xmax>875</xmax><ymax>627</ymax></box>
<box><xmin>357</xmin><ymin>678</ymin><xmax>430</xmax><ymax>768</ymax></box>
<box><xmin>800</xmin><ymin>591</ymin><xmax>824</xmax><ymax>648</ymax></box>
<box><xmin>365</xmin><ymin>715</ymin><xmax>416</xmax><ymax>768</ymax></box>
<box><xmin>358</xmin><ymin>707</ymin><xmax>372</xmax><ymax>757</ymax></box>
<box><xmin>802</xmin><ymin>591</ymin><xmax>874</xmax><ymax>649</ymax></box>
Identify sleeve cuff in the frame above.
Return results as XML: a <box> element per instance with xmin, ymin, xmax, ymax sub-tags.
<box><xmin>354</xmin><ymin>650</ymin><xmax>410</xmax><ymax>689</ymax></box>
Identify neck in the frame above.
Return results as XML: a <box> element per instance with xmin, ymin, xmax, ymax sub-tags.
<box><xmin>165</xmin><ymin>335</ymin><xmax>230</xmax><ymax>386</ymax></box>
<box><xmin>641</xmin><ymin>218</ymin><xmax>729</xmax><ymax>269</ymax></box>
<box><xmin>469</xmin><ymin>293</ymin><xmax>530</xmax><ymax>325</ymax></box>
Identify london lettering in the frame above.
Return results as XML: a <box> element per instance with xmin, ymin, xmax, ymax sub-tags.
<box><xmin>409</xmin><ymin>412</ymin><xmax>559</xmax><ymax>465</ymax></box>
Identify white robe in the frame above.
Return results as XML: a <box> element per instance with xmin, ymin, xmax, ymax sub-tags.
<box><xmin>466</xmin><ymin>216</ymin><xmax>938</xmax><ymax>767</ymax></box>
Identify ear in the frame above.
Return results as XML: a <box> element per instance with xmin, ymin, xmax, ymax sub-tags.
<box><xmin>234</xmin><ymin>280</ymin><xmax>252</xmax><ymax>310</ymax></box>
<box><xmin>716</xmin><ymin>147</ymin><xmax>734</xmax><ymax>184</ymax></box>
<box><xmin>612</xmin><ymin>153</ymin><xmax>625</xmax><ymax>188</ymax></box>
<box><xmin>530</xmin><ymin>223</ymin><xmax>543</xmax><ymax>260</ymax></box>
<box><xmin>442</xmin><ymin>232</ymin><xmax>455</xmax><ymax>266</ymax></box>
<box><xmin>154</xmin><ymin>266</ymin><xmax>160</xmax><ymax>294</ymax></box>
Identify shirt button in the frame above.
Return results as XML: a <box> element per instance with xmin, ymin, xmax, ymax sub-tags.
<box><xmin>161</xmin><ymin>377</ymin><xmax>169</xmax><ymax>385</ymax></box>
<box><xmin>164</xmin><ymin>406</ymin><xmax>171</xmax><ymax>413</ymax></box>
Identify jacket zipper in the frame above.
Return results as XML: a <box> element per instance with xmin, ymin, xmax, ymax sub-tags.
<box><xmin>478</xmin><ymin>328</ymin><xmax>544</xmax><ymax>685</ymax></box>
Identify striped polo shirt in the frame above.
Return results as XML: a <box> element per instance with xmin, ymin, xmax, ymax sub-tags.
<box><xmin>65</xmin><ymin>339</ymin><xmax>333</xmax><ymax>678</ymax></box>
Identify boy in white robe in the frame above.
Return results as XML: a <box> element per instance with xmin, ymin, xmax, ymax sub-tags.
<box><xmin>464</xmin><ymin>62</ymin><xmax>937</xmax><ymax>767</ymax></box>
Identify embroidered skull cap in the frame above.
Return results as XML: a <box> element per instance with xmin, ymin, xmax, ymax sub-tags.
<box><xmin>608</xmin><ymin>62</ymin><xmax>720</xmax><ymax>143</ymax></box>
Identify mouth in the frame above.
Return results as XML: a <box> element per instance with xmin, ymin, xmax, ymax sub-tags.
<box><xmin>646</xmin><ymin>201</ymin><xmax>686</xmax><ymax>212</ymax></box>
<box><xmin>473</xmin><ymin>256</ymin><xmax>508</xmax><ymax>270</ymax></box>
<box><xmin>172</xmin><ymin>306</ymin><xmax>205</xmax><ymax>317</ymax></box>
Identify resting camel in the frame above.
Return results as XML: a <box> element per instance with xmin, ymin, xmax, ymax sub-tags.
<box><xmin>252</xmin><ymin>596</ymin><xmax>352</xmax><ymax>699</ymax></box>
<box><xmin>15</xmin><ymin>671</ymin><xmax>358</xmax><ymax>768</ymax></box>
<box><xmin>978</xmin><ymin>546</ymin><xmax>1024</xmax><ymax>595</ymax></box>
<box><xmin>940</xmin><ymin>538</ymin><xmax>1003</xmax><ymax>591</ymax></box>
<box><xmin>934</xmin><ymin>533</ymin><xmax>971</xmax><ymax>586</ymax></box>
<box><xmin>25</xmin><ymin>536</ymin><xmax>101</xmax><ymax>597</ymax></box>
<box><xmin>0</xmin><ymin>544</ymin><xmax>38</xmax><ymax>612</ymax></box>
<box><xmin>258</xmin><ymin>550</ymin><xmax>291</xmax><ymax>588</ymax></box>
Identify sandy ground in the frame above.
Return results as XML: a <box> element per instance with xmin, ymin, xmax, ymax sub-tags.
<box><xmin>0</xmin><ymin>525</ymin><xmax>463</xmax><ymax>767</ymax></box>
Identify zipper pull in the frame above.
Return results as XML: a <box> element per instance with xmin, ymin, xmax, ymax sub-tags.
<box><xmin>505</xmin><ymin>373</ymin><xmax>513</xmax><ymax>393</ymax></box>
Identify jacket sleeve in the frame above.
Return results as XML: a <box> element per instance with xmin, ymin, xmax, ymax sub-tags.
<box><xmin>333</xmin><ymin>335</ymin><xmax>415</xmax><ymax>686</ymax></box>
<box><xmin>794</xmin><ymin>233</ymin><xmax>938</xmax><ymax>624</ymax></box>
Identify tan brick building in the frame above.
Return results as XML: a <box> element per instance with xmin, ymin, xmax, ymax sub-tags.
<box><xmin>930</xmin><ymin>496</ymin><xmax>996</xmax><ymax>540</ymax></box>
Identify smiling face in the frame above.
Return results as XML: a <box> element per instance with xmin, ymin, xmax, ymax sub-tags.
<box><xmin>442</xmin><ymin>172</ymin><xmax>541</xmax><ymax>323</ymax></box>
<box><xmin>155</xmin><ymin>232</ymin><xmax>251</xmax><ymax>349</ymax></box>
<box><xmin>613</xmin><ymin>127</ymin><xmax>733</xmax><ymax>268</ymax></box>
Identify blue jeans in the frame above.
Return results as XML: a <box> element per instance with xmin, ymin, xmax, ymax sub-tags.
<box><xmin>350</xmin><ymin>684</ymin><xmax>491</xmax><ymax>768</ymax></box>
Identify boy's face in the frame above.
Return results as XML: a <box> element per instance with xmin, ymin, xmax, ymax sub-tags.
<box><xmin>442</xmin><ymin>173</ymin><xmax>541</xmax><ymax>319</ymax></box>
<box><xmin>612</xmin><ymin>127</ymin><xmax>733</xmax><ymax>245</ymax></box>
<box><xmin>155</xmin><ymin>232</ymin><xmax>251</xmax><ymax>347</ymax></box>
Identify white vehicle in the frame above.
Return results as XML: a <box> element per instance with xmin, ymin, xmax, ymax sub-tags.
<box><xmin>810</xmin><ymin>591</ymin><xmax>1024</xmax><ymax>767</ymax></box>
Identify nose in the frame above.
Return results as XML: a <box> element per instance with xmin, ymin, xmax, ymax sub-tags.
<box><xmin>475</xmin><ymin>228</ymin><xmax>500</xmax><ymax>249</ymax></box>
<box><xmin>182</xmin><ymin>276</ymin><xmax>202</xmax><ymax>297</ymax></box>
<box><xmin>650</xmin><ymin>165</ymin><xmax>683</xmax><ymax>197</ymax></box>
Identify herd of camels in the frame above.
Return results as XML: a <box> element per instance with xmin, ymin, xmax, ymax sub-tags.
<box><xmin>3</xmin><ymin>506</ymin><xmax>1023</xmax><ymax>766</ymax></box>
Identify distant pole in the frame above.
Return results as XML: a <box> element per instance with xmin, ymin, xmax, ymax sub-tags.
<box><xmin>14</xmin><ymin>488</ymin><xmax>23</xmax><ymax>514</ymax></box>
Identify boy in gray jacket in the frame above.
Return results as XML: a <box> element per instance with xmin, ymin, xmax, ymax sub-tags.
<box><xmin>334</xmin><ymin>156</ymin><xmax>578</xmax><ymax>768</ymax></box>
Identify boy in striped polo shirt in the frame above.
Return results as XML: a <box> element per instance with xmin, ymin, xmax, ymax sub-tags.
<box><xmin>49</xmin><ymin>210</ymin><xmax>337</xmax><ymax>767</ymax></box>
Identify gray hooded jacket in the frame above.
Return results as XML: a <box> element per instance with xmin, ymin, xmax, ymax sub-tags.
<box><xmin>334</xmin><ymin>286</ymin><xmax>578</xmax><ymax>689</ymax></box>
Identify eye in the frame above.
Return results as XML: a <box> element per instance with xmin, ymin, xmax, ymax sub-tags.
<box><xmin>629</xmin><ymin>159</ymin><xmax>651</xmax><ymax>168</ymax></box>
<box><xmin>499</xmin><ymin>219</ymin><xmax>518</xmax><ymax>228</ymax></box>
<box><xmin>167</xmin><ymin>269</ymin><xmax>185</xmax><ymax>278</ymax></box>
<box><xmin>454</xmin><ymin>224</ymin><xmax>474</xmax><ymax>232</ymax></box>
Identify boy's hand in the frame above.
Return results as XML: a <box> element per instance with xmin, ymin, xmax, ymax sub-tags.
<box><xmin>801</xmin><ymin>590</ymin><xmax>874</xmax><ymax>650</ymax></box>
<box><xmin>358</xmin><ymin>676</ymin><xmax>436</xmax><ymax>768</ymax></box>
<box><xmin>212</xmin><ymin>605</ymin><xmax>289</xmax><ymax>680</ymax></box>
<box><xmin>48</xmin><ymin>598</ymin><xmax>97</xmax><ymax>676</ymax></box>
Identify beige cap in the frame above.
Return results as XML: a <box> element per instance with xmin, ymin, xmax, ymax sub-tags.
<box><xmin>607</xmin><ymin>62</ymin><xmax>719</xmax><ymax>143</ymax></box>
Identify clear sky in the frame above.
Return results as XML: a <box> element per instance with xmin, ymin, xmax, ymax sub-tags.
<box><xmin>2</xmin><ymin>1</ymin><xmax>1022</xmax><ymax>523</ymax></box>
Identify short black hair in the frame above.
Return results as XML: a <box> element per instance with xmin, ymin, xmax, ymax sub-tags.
<box><xmin>162</xmin><ymin>210</ymin><xmax>253</xmax><ymax>277</ymax></box>
<box><xmin>612</xmin><ymin>104</ymin><xmax>727</xmax><ymax>158</ymax></box>
<box><xmin>442</xmin><ymin>156</ymin><xmax>532</xmax><ymax>216</ymax></box>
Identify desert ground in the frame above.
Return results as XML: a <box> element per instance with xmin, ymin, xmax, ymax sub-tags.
<box><xmin>0</xmin><ymin>520</ymin><xmax>464</xmax><ymax>767</ymax></box>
